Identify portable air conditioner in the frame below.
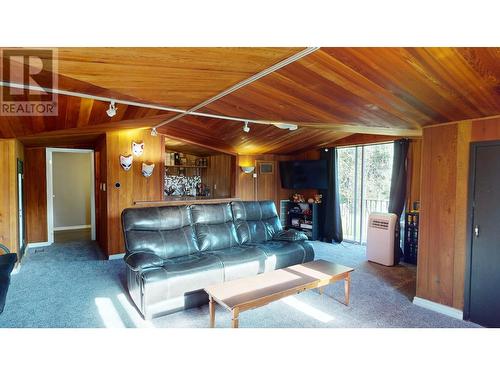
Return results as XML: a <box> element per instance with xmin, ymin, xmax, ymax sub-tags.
<box><xmin>366</xmin><ymin>212</ymin><xmax>398</xmax><ymax>266</ymax></box>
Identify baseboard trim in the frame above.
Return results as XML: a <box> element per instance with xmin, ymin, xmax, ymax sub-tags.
<box><xmin>53</xmin><ymin>225</ymin><xmax>91</xmax><ymax>231</ymax></box>
<box><xmin>28</xmin><ymin>241</ymin><xmax>52</xmax><ymax>248</ymax></box>
<box><xmin>413</xmin><ymin>296</ymin><xmax>463</xmax><ymax>320</ymax></box>
<box><xmin>108</xmin><ymin>253</ymin><xmax>125</xmax><ymax>260</ymax></box>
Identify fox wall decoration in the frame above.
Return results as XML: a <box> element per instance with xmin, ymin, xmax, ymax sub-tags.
<box><xmin>141</xmin><ymin>162</ymin><xmax>155</xmax><ymax>177</ymax></box>
<box><xmin>119</xmin><ymin>154</ymin><xmax>133</xmax><ymax>171</ymax></box>
<box><xmin>132</xmin><ymin>141</ymin><xmax>145</xmax><ymax>156</ymax></box>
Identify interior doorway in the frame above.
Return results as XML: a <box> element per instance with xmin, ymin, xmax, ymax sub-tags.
<box><xmin>46</xmin><ymin>148</ymin><xmax>95</xmax><ymax>244</ymax></box>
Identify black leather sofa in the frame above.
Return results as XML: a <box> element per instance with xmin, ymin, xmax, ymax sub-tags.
<box><xmin>122</xmin><ymin>201</ymin><xmax>314</xmax><ymax>319</ymax></box>
<box><xmin>0</xmin><ymin>245</ymin><xmax>17</xmax><ymax>315</ymax></box>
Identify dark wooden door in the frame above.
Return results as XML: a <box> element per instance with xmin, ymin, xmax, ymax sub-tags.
<box><xmin>468</xmin><ymin>143</ymin><xmax>500</xmax><ymax>327</ymax></box>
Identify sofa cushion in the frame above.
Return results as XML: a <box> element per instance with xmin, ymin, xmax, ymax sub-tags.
<box><xmin>191</xmin><ymin>203</ymin><xmax>239</xmax><ymax>251</ymax></box>
<box><xmin>205</xmin><ymin>246</ymin><xmax>267</xmax><ymax>281</ymax></box>
<box><xmin>141</xmin><ymin>254</ymin><xmax>224</xmax><ymax>305</ymax></box>
<box><xmin>231</xmin><ymin>201</ymin><xmax>283</xmax><ymax>244</ymax></box>
<box><xmin>253</xmin><ymin>240</ymin><xmax>315</xmax><ymax>271</ymax></box>
<box><xmin>122</xmin><ymin>206</ymin><xmax>198</xmax><ymax>259</ymax></box>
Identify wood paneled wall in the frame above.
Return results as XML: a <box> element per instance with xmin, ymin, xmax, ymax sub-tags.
<box><xmin>104</xmin><ymin>129</ymin><xmax>165</xmax><ymax>255</ymax></box>
<box><xmin>0</xmin><ymin>139</ymin><xmax>24</xmax><ymax>253</ymax></box>
<box><xmin>203</xmin><ymin>154</ymin><xmax>235</xmax><ymax>198</ymax></box>
<box><xmin>24</xmin><ymin>148</ymin><xmax>48</xmax><ymax>244</ymax></box>
<box><xmin>418</xmin><ymin>124</ymin><xmax>460</xmax><ymax>307</ymax></box>
<box><xmin>236</xmin><ymin>154</ymin><xmax>277</xmax><ymax>205</ymax></box>
<box><xmin>417</xmin><ymin>116</ymin><xmax>500</xmax><ymax>310</ymax></box>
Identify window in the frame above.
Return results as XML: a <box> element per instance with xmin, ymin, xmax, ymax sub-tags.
<box><xmin>338</xmin><ymin>143</ymin><xmax>393</xmax><ymax>243</ymax></box>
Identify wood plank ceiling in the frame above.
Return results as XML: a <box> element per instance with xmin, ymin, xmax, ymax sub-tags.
<box><xmin>1</xmin><ymin>47</ymin><xmax>500</xmax><ymax>153</ymax></box>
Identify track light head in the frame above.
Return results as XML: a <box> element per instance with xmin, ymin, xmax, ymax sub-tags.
<box><xmin>273</xmin><ymin>123</ymin><xmax>298</xmax><ymax>131</ymax></box>
<box><xmin>106</xmin><ymin>101</ymin><xmax>117</xmax><ymax>117</ymax></box>
<box><xmin>150</xmin><ymin>127</ymin><xmax>158</xmax><ymax>136</ymax></box>
<box><xmin>243</xmin><ymin>121</ymin><xmax>250</xmax><ymax>133</ymax></box>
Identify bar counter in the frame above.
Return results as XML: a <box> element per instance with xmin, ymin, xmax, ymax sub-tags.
<box><xmin>134</xmin><ymin>196</ymin><xmax>239</xmax><ymax>207</ymax></box>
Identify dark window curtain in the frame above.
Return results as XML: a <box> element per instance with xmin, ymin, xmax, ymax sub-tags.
<box><xmin>319</xmin><ymin>148</ymin><xmax>343</xmax><ymax>243</ymax></box>
<box><xmin>388</xmin><ymin>139</ymin><xmax>409</xmax><ymax>264</ymax></box>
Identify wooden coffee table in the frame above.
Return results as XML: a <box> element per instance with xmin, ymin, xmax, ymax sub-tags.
<box><xmin>204</xmin><ymin>259</ymin><xmax>354</xmax><ymax>328</ymax></box>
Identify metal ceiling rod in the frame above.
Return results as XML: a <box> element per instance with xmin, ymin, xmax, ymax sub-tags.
<box><xmin>153</xmin><ymin>46</ymin><xmax>319</xmax><ymax>129</ymax></box>
<box><xmin>0</xmin><ymin>80</ymin><xmax>188</xmax><ymax>114</ymax></box>
<box><xmin>0</xmin><ymin>80</ymin><xmax>305</xmax><ymax>128</ymax></box>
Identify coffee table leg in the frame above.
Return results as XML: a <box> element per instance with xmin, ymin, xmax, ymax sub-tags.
<box><xmin>209</xmin><ymin>296</ymin><xmax>215</xmax><ymax>328</ymax></box>
<box><xmin>231</xmin><ymin>308</ymin><xmax>239</xmax><ymax>328</ymax></box>
<box><xmin>344</xmin><ymin>273</ymin><xmax>351</xmax><ymax>306</ymax></box>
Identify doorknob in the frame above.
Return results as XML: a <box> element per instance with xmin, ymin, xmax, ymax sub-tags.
<box><xmin>474</xmin><ymin>225</ymin><xmax>480</xmax><ymax>237</ymax></box>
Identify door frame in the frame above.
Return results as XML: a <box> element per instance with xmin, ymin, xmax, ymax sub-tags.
<box><xmin>17</xmin><ymin>158</ymin><xmax>26</xmax><ymax>259</ymax></box>
<box><xmin>464</xmin><ymin>140</ymin><xmax>500</xmax><ymax>320</ymax></box>
<box><xmin>45</xmin><ymin>148</ymin><xmax>96</xmax><ymax>244</ymax></box>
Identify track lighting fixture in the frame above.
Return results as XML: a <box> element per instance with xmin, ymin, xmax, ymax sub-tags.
<box><xmin>273</xmin><ymin>123</ymin><xmax>298</xmax><ymax>131</ymax></box>
<box><xmin>243</xmin><ymin>121</ymin><xmax>250</xmax><ymax>133</ymax></box>
<box><xmin>106</xmin><ymin>101</ymin><xmax>117</xmax><ymax>117</ymax></box>
<box><xmin>150</xmin><ymin>127</ymin><xmax>158</xmax><ymax>136</ymax></box>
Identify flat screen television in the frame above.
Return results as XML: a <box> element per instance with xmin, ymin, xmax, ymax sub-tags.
<box><xmin>279</xmin><ymin>160</ymin><xmax>328</xmax><ymax>189</ymax></box>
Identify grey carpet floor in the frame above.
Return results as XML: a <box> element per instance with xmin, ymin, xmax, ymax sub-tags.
<box><xmin>0</xmin><ymin>240</ymin><xmax>479</xmax><ymax>328</ymax></box>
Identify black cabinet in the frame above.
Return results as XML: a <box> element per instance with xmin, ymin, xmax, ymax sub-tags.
<box><xmin>284</xmin><ymin>201</ymin><xmax>319</xmax><ymax>241</ymax></box>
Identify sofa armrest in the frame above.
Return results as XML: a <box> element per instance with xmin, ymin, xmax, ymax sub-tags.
<box><xmin>272</xmin><ymin>229</ymin><xmax>308</xmax><ymax>242</ymax></box>
<box><xmin>124</xmin><ymin>252</ymin><xmax>164</xmax><ymax>272</ymax></box>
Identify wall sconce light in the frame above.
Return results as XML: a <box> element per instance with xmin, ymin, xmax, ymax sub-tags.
<box><xmin>240</xmin><ymin>166</ymin><xmax>255</xmax><ymax>174</ymax></box>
